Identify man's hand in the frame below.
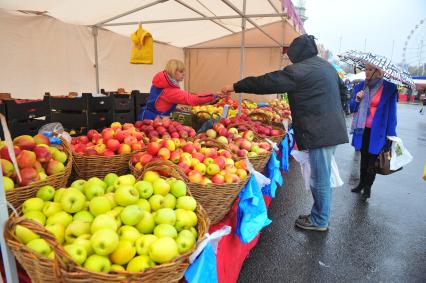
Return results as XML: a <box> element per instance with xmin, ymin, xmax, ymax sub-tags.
<box><xmin>221</xmin><ymin>85</ymin><xmax>234</xmax><ymax>96</ymax></box>
<box><xmin>355</xmin><ymin>90</ymin><xmax>365</xmax><ymax>102</ymax></box>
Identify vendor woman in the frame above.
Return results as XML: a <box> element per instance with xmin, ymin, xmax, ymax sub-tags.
<box><xmin>138</xmin><ymin>59</ymin><xmax>220</xmax><ymax>120</ymax></box>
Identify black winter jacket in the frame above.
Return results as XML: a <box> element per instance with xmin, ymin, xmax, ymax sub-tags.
<box><xmin>233</xmin><ymin>34</ymin><xmax>349</xmax><ymax>150</ymax></box>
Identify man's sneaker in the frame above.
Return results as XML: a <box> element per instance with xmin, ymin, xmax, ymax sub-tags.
<box><xmin>297</xmin><ymin>214</ymin><xmax>310</xmax><ymax>220</ymax></box>
<box><xmin>295</xmin><ymin>216</ymin><xmax>328</xmax><ymax>232</ymax></box>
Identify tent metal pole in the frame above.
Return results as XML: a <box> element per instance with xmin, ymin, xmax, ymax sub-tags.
<box><xmin>220</xmin><ymin>0</ymin><xmax>282</xmax><ymax>47</ymax></box>
<box><xmin>268</xmin><ymin>0</ymin><xmax>286</xmax><ymax>20</ymax></box>
<box><xmin>92</xmin><ymin>27</ymin><xmax>100</xmax><ymax>93</ymax></box>
<box><xmin>174</xmin><ymin>0</ymin><xmax>235</xmax><ymax>34</ymax></box>
<box><xmin>101</xmin><ymin>13</ymin><xmax>287</xmax><ymax>26</ymax></box>
<box><xmin>238</xmin><ymin>0</ymin><xmax>247</xmax><ymax>115</ymax></box>
<box><xmin>187</xmin><ymin>45</ymin><xmax>287</xmax><ymax>49</ymax></box>
<box><xmin>96</xmin><ymin>0</ymin><xmax>169</xmax><ymax>26</ymax></box>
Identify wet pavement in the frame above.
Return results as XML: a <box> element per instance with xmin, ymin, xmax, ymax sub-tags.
<box><xmin>238</xmin><ymin>104</ymin><xmax>426</xmax><ymax>283</ymax></box>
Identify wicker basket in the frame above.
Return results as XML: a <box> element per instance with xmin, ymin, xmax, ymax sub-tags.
<box><xmin>249</xmin><ymin>151</ymin><xmax>272</xmax><ymax>172</ymax></box>
<box><xmin>5</xmin><ymin>174</ymin><xmax>210</xmax><ymax>283</ymax></box>
<box><xmin>72</xmin><ymin>152</ymin><xmax>133</xmax><ymax>180</ymax></box>
<box><xmin>6</xmin><ymin>142</ymin><xmax>73</xmax><ymax>210</ymax></box>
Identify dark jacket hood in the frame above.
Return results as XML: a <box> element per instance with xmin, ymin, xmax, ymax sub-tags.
<box><xmin>287</xmin><ymin>34</ymin><xmax>318</xmax><ymax>63</ymax></box>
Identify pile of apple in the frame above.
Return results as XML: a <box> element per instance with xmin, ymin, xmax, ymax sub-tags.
<box><xmin>15</xmin><ymin>171</ymin><xmax>199</xmax><ymax>273</ymax></box>
<box><xmin>197</xmin><ymin>123</ymin><xmax>272</xmax><ymax>158</ymax></box>
<box><xmin>268</xmin><ymin>98</ymin><xmax>292</xmax><ymax>121</ymax></box>
<box><xmin>134</xmin><ymin>117</ymin><xmax>196</xmax><ymax>141</ymax></box>
<box><xmin>71</xmin><ymin>122</ymin><xmax>146</xmax><ymax>156</ymax></box>
<box><xmin>132</xmin><ymin>139</ymin><xmax>248</xmax><ymax>185</ymax></box>
<box><xmin>1</xmin><ymin>134</ymin><xmax>68</xmax><ymax>190</ymax></box>
<box><xmin>220</xmin><ymin>115</ymin><xmax>283</xmax><ymax>137</ymax></box>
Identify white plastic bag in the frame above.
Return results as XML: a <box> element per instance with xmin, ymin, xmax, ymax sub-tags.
<box><xmin>245</xmin><ymin>157</ymin><xmax>271</xmax><ymax>189</ymax></box>
<box><xmin>189</xmin><ymin>225</ymin><xmax>231</xmax><ymax>263</ymax></box>
<box><xmin>291</xmin><ymin>150</ymin><xmax>343</xmax><ymax>190</ymax></box>
<box><xmin>387</xmin><ymin>136</ymin><xmax>413</xmax><ymax>170</ymax></box>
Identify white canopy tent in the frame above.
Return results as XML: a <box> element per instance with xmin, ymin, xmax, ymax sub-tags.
<box><xmin>0</xmin><ymin>1</ymin><xmax>303</xmax><ymax>281</ymax></box>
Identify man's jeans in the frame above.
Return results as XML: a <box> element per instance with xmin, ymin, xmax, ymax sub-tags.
<box><xmin>308</xmin><ymin>145</ymin><xmax>337</xmax><ymax>228</ymax></box>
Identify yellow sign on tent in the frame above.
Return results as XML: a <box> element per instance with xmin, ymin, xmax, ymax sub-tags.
<box><xmin>130</xmin><ymin>24</ymin><xmax>153</xmax><ymax>64</ymax></box>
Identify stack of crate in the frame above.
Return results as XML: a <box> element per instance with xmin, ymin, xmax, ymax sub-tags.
<box><xmin>132</xmin><ymin>90</ymin><xmax>149</xmax><ymax>121</ymax></box>
<box><xmin>49</xmin><ymin>93</ymin><xmax>113</xmax><ymax>135</ymax></box>
<box><xmin>110</xmin><ymin>93</ymin><xmax>135</xmax><ymax>124</ymax></box>
<box><xmin>4</xmin><ymin>96</ymin><xmax>51</xmax><ymax>138</ymax></box>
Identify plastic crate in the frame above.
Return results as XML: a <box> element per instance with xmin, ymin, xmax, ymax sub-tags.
<box><xmin>112</xmin><ymin>94</ymin><xmax>135</xmax><ymax>112</ymax></box>
<box><xmin>49</xmin><ymin>96</ymin><xmax>87</xmax><ymax>112</ymax></box>
<box><xmin>85</xmin><ymin>93</ymin><xmax>112</xmax><ymax>113</ymax></box>
<box><xmin>8</xmin><ymin>119</ymin><xmax>48</xmax><ymax>138</ymax></box>
<box><xmin>5</xmin><ymin>96</ymin><xmax>50</xmax><ymax>121</ymax></box>
<box><xmin>112</xmin><ymin>111</ymin><xmax>135</xmax><ymax>124</ymax></box>
<box><xmin>88</xmin><ymin>111</ymin><xmax>113</xmax><ymax>130</ymax></box>
<box><xmin>51</xmin><ymin>111</ymin><xmax>87</xmax><ymax>130</ymax></box>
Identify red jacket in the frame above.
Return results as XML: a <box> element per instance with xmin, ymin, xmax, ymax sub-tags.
<box><xmin>152</xmin><ymin>71</ymin><xmax>216</xmax><ymax>112</ymax></box>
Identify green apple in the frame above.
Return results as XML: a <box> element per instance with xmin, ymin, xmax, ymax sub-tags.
<box><xmin>163</xmin><ymin>194</ymin><xmax>176</xmax><ymax>209</ymax></box>
<box><xmin>154</xmin><ymin>224</ymin><xmax>177</xmax><ymax>239</ymax></box>
<box><xmin>48</xmin><ymin>251</ymin><xmax>55</xmax><ymax>259</ymax></box>
<box><xmin>22</xmin><ymin>197</ymin><xmax>45</xmax><ymax>214</ymax></box>
<box><xmin>46</xmin><ymin>211</ymin><xmax>73</xmax><ymax>227</ymax></box>
<box><xmin>114</xmin><ymin>174</ymin><xmax>136</xmax><ymax>189</ymax></box>
<box><xmin>189</xmin><ymin>227</ymin><xmax>198</xmax><ymax>239</ymax></box>
<box><xmin>135</xmin><ymin>212</ymin><xmax>155</xmax><ymax>234</ymax></box>
<box><xmin>65</xmin><ymin>220</ymin><xmax>91</xmax><ymax>243</ymax></box>
<box><xmin>187</xmin><ymin>211</ymin><xmax>198</xmax><ymax>227</ymax></box>
<box><xmin>74</xmin><ymin>235</ymin><xmax>93</xmax><ymax>256</ymax></box>
<box><xmin>45</xmin><ymin>223</ymin><xmax>65</xmax><ymax>244</ymax></box>
<box><xmin>53</xmin><ymin>150</ymin><xmax>67</xmax><ymax>163</ymax></box>
<box><xmin>143</xmin><ymin>171</ymin><xmax>160</xmax><ymax>183</ymax></box>
<box><xmin>117</xmin><ymin>225</ymin><xmax>141</xmax><ymax>243</ymax></box>
<box><xmin>39</xmin><ymin>172</ymin><xmax>48</xmax><ymax>180</ymax></box>
<box><xmin>134</xmin><ymin>181</ymin><xmax>153</xmax><ymax>199</ymax></box>
<box><xmin>42</xmin><ymin>201</ymin><xmax>63</xmax><ymax>217</ymax></box>
<box><xmin>149</xmin><ymin>237</ymin><xmax>179</xmax><ymax>264</ymax></box>
<box><xmin>90</xmin><ymin>229</ymin><xmax>119</xmax><ymax>256</ymax></box>
<box><xmin>176</xmin><ymin>196</ymin><xmax>197</xmax><ymax>211</ymax></box>
<box><xmin>176</xmin><ymin>230</ymin><xmax>196</xmax><ymax>254</ymax></box>
<box><xmin>36</xmin><ymin>185</ymin><xmax>55</xmax><ymax>201</ymax></box>
<box><xmin>73</xmin><ymin>211</ymin><xmax>94</xmax><ymax>223</ymax></box>
<box><xmin>70</xmin><ymin>179</ymin><xmax>86</xmax><ymax>192</ymax></box>
<box><xmin>175</xmin><ymin>209</ymin><xmax>191</xmax><ymax>232</ymax></box>
<box><xmin>3</xmin><ymin>176</ymin><xmax>14</xmax><ymax>191</ymax></box>
<box><xmin>109</xmin><ymin>240</ymin><xmax>136</xmax><ymax>265</ymax></box>
<box><xmin>106</xmin><ymin>185</ymin><xmax>115</xmax><ymax>193</ymax></box>
<box><xmin>170</xmin><ymin>180</ymin><xmax>187</xmax><ymax>198</ymax></box>
<box><xmin>103</xmin><ymin>173</ymin><xmax>118</xmax><ymax>187</ymax></box>
<box><xmin>105</xmin><ymin>207</ymin><xmax>123</xmax><ymax>228</ymax></box>
<box><xmin>104</xmin><ymin>192</ymin><xmax>117</xmax><ymax>208</ymax></box>
<box><xmin>24</xmin><ymin>210</ymin><xmax>46</xmax><ymax>226</ymax></box>
<box><xmin>15</xmin><ymin>225</ymin><xmax>39</xmax><ymax>244</ymax></box>
<box><xmin>60</xmin><ymin>188</ymin><xmax>86</xmax><ymax>213</ymax></box>
<box><xmin>149</xmin><ymin>194</ymin><xmax>164</xmax><ymax>211</ymax></box>
<box><xmin>166</xmin><ymin>177</ymin><xmax>177</xmax><ymax>187</ymax></box>
<box><xmin>120</xmin><ymin>205</ymin><xmax>143</xmax><ymax>226</ymax></box>
<box><xmin>26</xmin><ymin>238</ymin><xmax>52</xmax><ymax>257</ymax></box>
<box><xmin>89</xmin><ymin>196</ymin><xmax>111</xmax><ymax>216</ymax></box>
<box><xmin>136</xmin><ymin>199</ymin><xmax>151</xmax><ymax>212</ymax></box>
<box><xmin>135</xmin><ymin>234</ymin><xmax>158</xmax><ymax>255</ymax></box>
<box><xmin>53</xmin><ymin>188</ymin><xmax>67</xmax><ymax>203</ymax></box>
<box><xmin>114</xmin><ymin>185</ymin><xmax>139</xmax><ymax>206</ymax></box>
<box><xmin>64</xmin><ymin>244</ymin><xmax>87</xmax><ymax>265</ymax></box>
<box><xmin>83</xmin><ymin>183</ymin><xmax>105</xmax><ymax>201</ymax></box>
<box><xmin>84</xmin><ymin>254</ymin><xmax>111</xmax><ymax>273</ymax></box>
<box><xmin>152</xmin><ymin>179</ymin><xmax>170</xmax><ymax>196</ymax></box>
<box><xmin>110</xmin><ymin>264</ymin><xmax>125</xmax><ymax>271</ymax></box>
<box><xmin>91</xmin><ymin>214</ymin><xmax>118</xmax><ymax>233</ymax></box>
<box><xmin>154</xmin><ymin>208</ymin><xmax>176</xmax><ymax>225</ymax></box>
<box><xmin>84</xmin><ymin>177</ymin><xmax>107</xmax><ymax>190</ymax></box>
<box><xmin>126</xmin><ymin>255</ymin><xmax>155</xmax><ymax>272</ymax></box>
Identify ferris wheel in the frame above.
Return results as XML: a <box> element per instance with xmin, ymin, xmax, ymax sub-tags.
<box><xmin>402</xmin><ymin>18</ymin><xmax>426</xmax><ymax>75</ymax></box>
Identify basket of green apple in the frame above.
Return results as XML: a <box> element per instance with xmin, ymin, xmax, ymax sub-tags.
<box><xmin>5</xmin><ymin>170</ymin><xmax>209</xmax><ymax>283</ymax></box>
<box><xmin>3</xmin><ymin>134</ymin><xmax>73</xmax><ymax>210</ymax></box>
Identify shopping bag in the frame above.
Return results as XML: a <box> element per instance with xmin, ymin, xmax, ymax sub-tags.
<box><xmin>280</xmin><ymin>134</ymin><xmax>289</xmax><ymax>172</ymax></box>
<box><xmin>291</xmin><ymin>150</ymin><xmax>310</xmax><ymax>190</ymax></box>
<box><xmin>423</xmin><ymin>164</ymin><xmax>426</xmax><ymax>181</ymax></box>
<box><xmin>388</xmin><ymin>136</ymin><xmax>413</xmax><ymax>170</ymax></box>
<box><xmin>263</xmin><ymin>150</ymin><xmax>283</xmax><ymax>198</ymax></box>
<box><xmin>330</xmin><ymin>156</ymin><xmax>344</xmax><ymax>187</ymax></box>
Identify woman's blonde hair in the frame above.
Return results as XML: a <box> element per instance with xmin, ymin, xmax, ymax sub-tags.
<box><xmin>366</xmin><ymin>64</ymin><xmax>384</xmax><ymax>80</ymax></box>
<box><xmin>165</xmin><ymin>59</ymin><xmax>185</xmax><ymax>77</ymax></box>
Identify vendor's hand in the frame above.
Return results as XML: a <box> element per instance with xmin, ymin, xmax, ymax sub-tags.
<box><xmin>221</xmin><ymin>85</ymin><xmax>234</xmax><ymax>95</ymax></box>
<box><xmin>355</xmin><ymin>90</ymin><xmax>365</xmax><ymax>102</ymax></box>
<box><xmin>216</xmin><ymin>91</ymin><xmax>229</xmax><ymax>98</ymax></box>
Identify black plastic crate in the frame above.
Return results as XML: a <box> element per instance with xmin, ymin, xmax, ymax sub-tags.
<box><xmin>133</xmin><ymin>91</ymin><xmax>149</xmax><ymax>107</ymax></box>
<box><xmin>49</xmin><ymin>96</ymin><xmax>87</xmax><ymax>112</ymax></box>
<box><xmin>113</xmin><ymin>111</ymin><xmax>135</xmax><ymax>124</ymax></box>
<box><xmin>113</xmin><ymin>94</ymin><xmax>134</xmax><ymax>112</ymax></box>
<box><xmin>88</xmin><ymin>111</ymin><xmax>113</xmax><ymax>130</ymax></box>
<box><xmin>5</xmin><ymin>96</ymin><xmax>50</xmax><ymax>121</ymax></box>
<box><xmin>86</xmin><ymin>93</ymin><xmax>113</xmax><ymax>113</ymax></box>
<box><xmin>51</xmin><ymin>111</ymin><xmax>87</xmax><ymax>130</ymax></box>
<box><xmin>9</xmin><ymin>119</ymin><xmax>48</xmax><ymax>138</ymax></box>
<box><xmin>0</xmin><ymin>103</ymin><xmax>6</xmax><ymax>139</ymax></box>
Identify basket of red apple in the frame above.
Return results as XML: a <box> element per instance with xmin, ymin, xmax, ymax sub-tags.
<box><xmin>2</xmin><ymin>134</ymin><xmax>72</xmax><ymax>210</ymax></box>
<box><xmin>5</xmin><ymin>170</ymin><xmax>209</xmax><ymax>283</ymax></box>
<box><xmin>71</xmin><ymin>122</ymin><xmax>148</xmax><ymax>180</ymax></box>
<box><xmin>134</xmin><ymin>116</ymin><xmax>196</xmax><ymax>142</ymax></box>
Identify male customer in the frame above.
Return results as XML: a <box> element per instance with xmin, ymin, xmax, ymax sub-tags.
<box><xmin>221</xmin><ymin>34</ymin><xmax>349</xmax><ymax>231</ymax></box>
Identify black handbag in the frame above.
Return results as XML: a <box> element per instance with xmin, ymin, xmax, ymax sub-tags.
<box><xmin>375</xmin><ymin>150</ymin><xmax>402</xmax><ymax>175</ymax></box>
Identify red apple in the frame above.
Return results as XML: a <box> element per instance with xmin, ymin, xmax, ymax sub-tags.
<box><xmin>110</xmin><ymin>122</ymin><xmax>122</xmax><ymax>131</ymax></box>
<box><xmin>157</xmin><ymin>148</ymin><xmax>171</xmax><ymax>160</ymax></box>
<box><xmin>19</xmin><ymin>167</ymin><xmax>40</xmax><ymax>186</ymax></box>
<box><xmin>103</xmin><ymin>150</ymin><xmax>115</xmax><ymax>156</ymax></box>
<box><xmin>170</xmin><ymin>150</ymin><xmax>181</xmax><ymax>164</ymax></box>
<box><xmin>240</xmin><ymin>140</ymin><xmax>252</xmax><ymax>151</ymax></box>
<box><xmin>17</xmin><ymin>150</ymin><xmax>36</xmax><ymax>169</ymax></box>
<box><xmin>178</xmin><ymin>162</ymin><xmax>191</xmax><ymax>174</ymax></box>
<box><xmin>33</xmin><ymin>146</ymin><xmax>52</xmax><ymax>163</ymax></box>
<box><xmin>182</xmin><ymin>144</ymin><xmax>194</xmax><ymax>154</ymax></box>
<box><xmin>242</xmin><ymin>130</ymin><xmax>254</xmax><ymax>141</ymax></box>
<box><xmin>139</xmin><ymin>153</ymin><xmax>153</xmax><ymax>165</ymax></box>
<box><xmin>191</xmin><ymin>152</ymin><xmax>205</xmax><ymax>162</ymax></box>
<box><xmin>13</xmin><ymin>135</ymin><xmax>36</xmax><ymax>150</ymax></box>
<box><xmin>94</xmin><ymin>143</ymin><xmax>106</xmax><ymax>155</ymax></box>
<box><xmin>106</xmin><ymin>139</ymin><xmax>120</xmax><ymax>152</ymax></box>
<box><xmin>118</xmin><ymin>144</ymin><xmax>131</xmax><ymax>155</ymax></box>
<box><xmin>0</xmin><ymin>146</ymin><xmax>21</xmax><ymax>162</ymax></box>
<box><xmin>211</xmin><ymin>174</ymin><xmax>225</xmax><ymax>184</ymax></box>
<box><xmin>188</xmin><ymin>170</ymin><xmax>203</xmax><ymax>183</ymax></box>
<box><xmin>132</xmin><ymin>143</ymin><xmax>143</xmax><ymax>152</ymax></box>
<box><xmin>161</xmin><ymin>139</ymin><xmax>176</xmax><ymax>151</ymax></box>
<box><xmin>86</xmin><ymin>129</ymin><xmax>99</xmax><ymax>140</ymax></box>
<box><xmin>124</xmin><ymin>136</ymin><xmax>138</xmax><ymax>145</ymax></box>
<box><xmin>214</xmin><ymin>157</ymin><xmax>226</xmax><ymax>170</ymax></box>
<box><xmin>101</xmin><ymin>128</ymin><xmax>115</xmax><ymax>142</ymax></box>
<box><xmin>147</xmin><ymin>142</ymin><xmax>161</xmax><ymax>156</ymax></box>
<box><xmin>271</xmin><ymin>129</ymin><xmax>281</xmax><ymax>136</ymax></box>
<box><xmin>218</xmin><ymin>128</ymin><xmax>228</xmax><ymax>137</ymax></box>
<box><xmin>33</xmin><ymin>134</ymin><xmax>50</xmax><ymax>146</ymax></box>
<box><xmin>1</xmin><ymin>159</ymin><xmax>15</xmax><ymax>177</ymax></box>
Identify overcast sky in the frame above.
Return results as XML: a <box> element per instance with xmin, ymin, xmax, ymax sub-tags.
<box><xmin>302</xmin><ymin>0</ymin><xmax>426</xmax><ymax>65</ymax></box>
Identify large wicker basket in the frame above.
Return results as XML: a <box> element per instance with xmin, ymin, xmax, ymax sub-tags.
<box><xmin>249</xmin><ymin>151</ymin><xmax>272</xmax><ymax>172</ymax></box>
<box><xmin>248</xmin><ymin>112</ymin><xmax>286</xmax><ymax>144</ymax></box>
<box><xmin>6</xmin><ymin>142</ymin><xmax>73</xmax><ymax>210</ymax></box>
<box><xmin>5</xmin><ymin>177</ymin><xmax>209</xmax><ymax>283</ymax></box>
<box><xmin>72</xmin><ymin>152</ymin><xmax>133</xmax><ymax>180</ymax></box>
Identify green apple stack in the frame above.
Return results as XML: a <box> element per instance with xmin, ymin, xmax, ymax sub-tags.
<box><xmin>14</xmin><ymin>172</ymin><xmax>199</xmax><ymax>273</ymax></box>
